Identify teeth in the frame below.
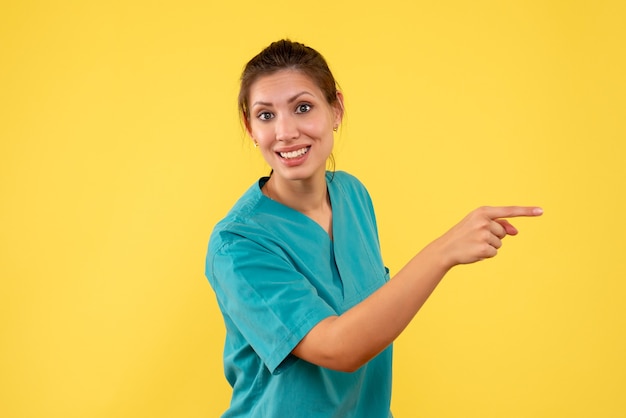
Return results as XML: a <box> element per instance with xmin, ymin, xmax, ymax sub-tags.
<box><xmin>279</xmin><ymin>147</ymin><xmax>309</xmax><ymax>159</ymax></box>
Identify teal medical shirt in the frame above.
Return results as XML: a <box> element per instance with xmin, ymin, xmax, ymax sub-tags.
<box><xmin>207</xmin><ymin>171</ymin><xmax>393</xmax><ymax>417</ymax></box>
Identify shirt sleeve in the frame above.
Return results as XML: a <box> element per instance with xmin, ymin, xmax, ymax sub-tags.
<box><xmin>209</xmin><ymin>235</ymin><xmax>337</xmax><ymax>374</ymax></box>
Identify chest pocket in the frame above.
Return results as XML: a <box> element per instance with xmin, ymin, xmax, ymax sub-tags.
<box><xmin>333</xmin><ymin>243</ymin><xmax>389</xmax><ymax>312</ymax></box>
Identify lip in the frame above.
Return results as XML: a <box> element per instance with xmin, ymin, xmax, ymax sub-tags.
<box><xmin>274</xmin><ymin>144</ymin><xmax>311</xmax><ymax>153</ymax></box>
<box><xmin>275</xmin><ymin>145</ymin><xmax>311</xmax><ymax>167</ymax></box>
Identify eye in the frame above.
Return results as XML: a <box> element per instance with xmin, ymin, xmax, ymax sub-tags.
<box><xmin>295</xmin><ymin>103</ymin><xmax>312</xmax><ymax>114</ymax></box>
<box><xmin>257</xmin><ymin>111</ymin><xmax>274</xmax><ymax>121</ymax></box>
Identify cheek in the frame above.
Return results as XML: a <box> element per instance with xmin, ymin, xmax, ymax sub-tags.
<box><xmin>249</xmin><ymin>124</ymin><xmax>271</xmax><ymax>142</ymax></box>
<box><xmin>302</xmin><ymin>118</ymin><xmax>332</xmax><ymax>137</ymax></box>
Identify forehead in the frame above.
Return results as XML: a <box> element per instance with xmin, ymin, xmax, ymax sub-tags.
<box><xmin>249</xmin><ymin>70</ymin><xmax>323</xmax><ymax>103</ymax></box>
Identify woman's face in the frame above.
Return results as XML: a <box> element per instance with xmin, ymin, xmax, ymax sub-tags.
<box><xmin>246</xmin><ymin>70</ymin><xmax>343</xmax><ymax>184</ymax></box>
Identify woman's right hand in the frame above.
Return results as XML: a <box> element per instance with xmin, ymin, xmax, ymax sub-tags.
<box><xmin>433</xmin><ymin>206</ymin><xmax>543</xmax><ymax>269</ymax></box>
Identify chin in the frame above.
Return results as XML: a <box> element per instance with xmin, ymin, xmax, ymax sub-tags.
<box><xmin>273</xmin><ymin>165</ymin><xmax>326</xmax><ymax>182</ymax></box>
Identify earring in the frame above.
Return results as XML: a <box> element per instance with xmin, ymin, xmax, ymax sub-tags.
<box><xmin>253</xmin><ymin>141</ymin><xmax>259</xmax><ymax>148</ymax></box>
<box><xmin>333</xmin><ymin>126</ymin><xmax>338</xmax><ymax>132</ymax></box>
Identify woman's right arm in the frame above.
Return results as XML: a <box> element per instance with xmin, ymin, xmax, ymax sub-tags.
<box><xmin>291</xmin><ymin>206</ymin><xmax>543</xmax><ymax>372</ymax></box>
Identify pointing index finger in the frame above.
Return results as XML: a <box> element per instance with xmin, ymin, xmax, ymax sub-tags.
<box><xmin>483</xmin><ymin>206</ymin><xmax>544</xmax><ymax>219</ymax></box>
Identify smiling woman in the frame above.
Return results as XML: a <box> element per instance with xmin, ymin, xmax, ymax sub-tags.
<box><xmin>247</xmin><ymin>70</ymin><xmax>341</xmax><ymax>194</ymax></box>
<box><xmin>205</xmin><ymin>39</ymin><xmax>542</xmax><ymax>418</ymax></box>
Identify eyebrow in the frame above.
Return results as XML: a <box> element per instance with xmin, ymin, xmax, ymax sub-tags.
<box><xmin>251</xmin><ymin>91</ymin><xmax>313</xmax><ymax>108</ymax></box>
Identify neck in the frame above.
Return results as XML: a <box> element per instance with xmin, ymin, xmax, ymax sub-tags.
<box><xmin>264</xmin><ymin>171</ymin><xmax>329</xmax><ymax>214</ymax></box>
<box><xmin>265</xmin><ymin>171</ymin><xmax>333</xmax><ymax>239</ymax></box>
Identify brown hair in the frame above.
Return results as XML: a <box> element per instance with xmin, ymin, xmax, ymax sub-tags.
<box><xmin>238</xmin><ymin>39</ymin><xmax>341</xmax><ymax>122</ymax></box>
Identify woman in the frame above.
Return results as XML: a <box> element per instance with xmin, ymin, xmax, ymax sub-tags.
<box><xmin>206</xmin><ymin>39</ymin><xmax>542</xmax><ymax>417</ymax></box>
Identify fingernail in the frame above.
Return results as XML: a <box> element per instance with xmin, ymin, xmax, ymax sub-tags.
<box><xmin>533</xmin><ymin>207</ymin><xmax>544</xmax><ymax>215</ymax></box>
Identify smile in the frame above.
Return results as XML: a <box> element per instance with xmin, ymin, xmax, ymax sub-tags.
<box><xmin>278</xmin><ymin>147</ymin><xmax>310</xmax><ymax>159</ymax></box>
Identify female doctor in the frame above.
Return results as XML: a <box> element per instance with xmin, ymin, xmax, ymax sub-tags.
<box><xmin>206</xmin><ymin>39</ymin><xmax>543</xmax><ymax>418</ymax></box>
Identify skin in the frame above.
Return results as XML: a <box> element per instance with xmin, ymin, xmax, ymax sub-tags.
<box><xmin>246</xmin><ymin>70</ymin><xmax>343</xmax><ymax>234</ymax></box>
<box><xmin>245</xmin><ymin>69</ymin><xmax>543</xmax><ymax>373</ymax></box>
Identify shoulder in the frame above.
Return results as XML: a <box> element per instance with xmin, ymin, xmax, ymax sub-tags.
<box><xmin>331</xmin><ymin>170</ymin><xmax>365</xmax><ymax>186</ymax></box>
<box><xmin>330</xmin><ymin>171</ymin><xmax>375</xmax><ymax>206</ymax></box>
<box><xmin>208</xmin><ymin>178</ymin><xmax>273</xmax><ymax>256</ymax></box>
<box><xmin>330</xmin><ymin>170</ymin><xmax>370</xmax><ymax>195</ymax></box>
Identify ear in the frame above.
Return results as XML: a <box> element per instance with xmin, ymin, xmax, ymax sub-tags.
<box><xmin>241</xmin><ymin>115</ymin><xmax>259</xmax><ymax>148</ymax></box>
<box><xmin>333</xmin><ymin>91</ymin><xmax>345</xmax><ymax>127</ymax></box>
<box><xmin>242</xmin><ymin>114</ymin><xmax>254</xmax><ymax>139</ymax></box>
<box><xmin>245</xmin><ymin>126</ymin><xmax>258</xmax><ymax>148</ymax></box>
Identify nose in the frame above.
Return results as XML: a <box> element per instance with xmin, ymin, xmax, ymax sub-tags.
<box><xmin>275</xmin><ymin>115</ymin><xmax>299</xmax><ymax>141</ymax></box>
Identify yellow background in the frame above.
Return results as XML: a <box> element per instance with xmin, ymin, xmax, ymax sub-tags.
<box><xmin>1</xmin><ymin>1</ymin><xmax>625</xmax><ymax>417</ymax></box>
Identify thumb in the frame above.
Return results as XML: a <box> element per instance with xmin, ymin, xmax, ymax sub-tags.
<box><xmin>495</xmin><ymin>219</ymin><xmax>518</xmax><ymax>236</ymax></box>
